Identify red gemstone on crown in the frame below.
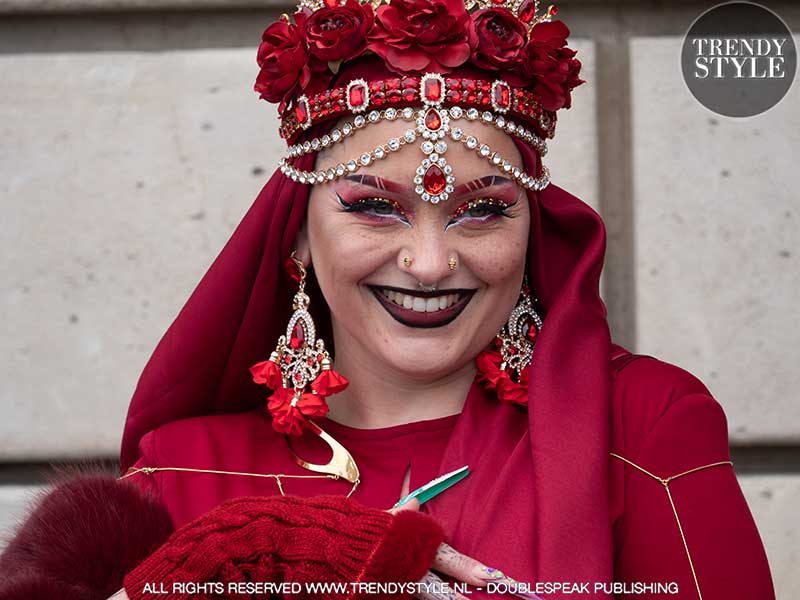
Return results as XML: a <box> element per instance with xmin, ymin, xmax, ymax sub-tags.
<box><xmin>549</xmin><ymin>5</ymin><xmax>558</xmax><ymax>16</ymax></box>
<box><xmin>519</xmin><ymin>0</ymin><xmax>536</xmax><ymax>23</ymax></box>
<box><xmin>424</xmin><ymin>108</ymin><xmax>442</xmax><ymax>131</ymax></box>
<box><xmin>323</xmin><ymin>0</ymin><xmax>338</xmax><ymax>5</ymax></box>
<box><xmin>423</xmin><ymin>77</ymin><xmax>442</xmax><ymax>102</ymax></box>
<box><xmin>290</xmin><ymin>322</ymin><xmax>305</xmax><ymax>349</ymax></box>
<box><xmin>493</xmin><ymin>82</ymin><xmax>511</xmax><ymax>108</ymax></box>
<box><xmin>423</xmin><ymin>164</ymin><xmax>446</xmax><ymax>195</ymax></box>
<box><xmin>295</xmin><ymin>100</ymin><xmax>309</xmax><ymax>125</ymax></box>
<box><xmin>348</xmin><ymin>83</ymin><xmax>366</xmax><ymax>108</ymax></box>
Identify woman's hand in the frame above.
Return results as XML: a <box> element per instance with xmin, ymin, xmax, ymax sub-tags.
<box><xmin>389</xmin><ymin>500</ymin><xmax>506</xmax><ymax>600</ymax></box>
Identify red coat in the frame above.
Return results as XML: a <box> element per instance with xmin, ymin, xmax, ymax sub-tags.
<box><xmin>0</xmin><ymin>348</ymin><xmax>774</xmax><ymax>600</ymax></box>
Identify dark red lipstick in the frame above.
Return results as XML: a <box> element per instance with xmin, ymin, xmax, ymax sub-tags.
<box><xmin>369</xmin><ymin>286</ymin><xmax>476</xmax><ymax>328</ymax></box>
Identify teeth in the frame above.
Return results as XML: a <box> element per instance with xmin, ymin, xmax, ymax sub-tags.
<box><xmin>379</xmin><ymin>288</ymin><xmax>461</xmax><ymax>313</ymax></box>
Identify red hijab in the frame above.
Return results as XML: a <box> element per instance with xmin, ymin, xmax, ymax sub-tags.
<box><xmin>120</xmin><ymin>59</ymin><xmax>615</xmax><ymax>597</ymax></box>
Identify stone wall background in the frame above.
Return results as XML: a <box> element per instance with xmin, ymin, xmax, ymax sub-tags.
<box><xmin>1</xmin><ymin>0</ymin><xmax>798</xmax><ymax>596</ymax></box>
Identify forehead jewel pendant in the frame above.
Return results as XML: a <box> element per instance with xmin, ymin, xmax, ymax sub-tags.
<box><xmin>415</xmin><ymin>73</ymin><xmax>454</xmax><ymax>204</ymax></box>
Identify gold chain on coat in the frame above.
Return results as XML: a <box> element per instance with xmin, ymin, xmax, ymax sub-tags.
<box><xmin>118</xmin><ymin>466</ymin><xmax>360</xmax><ymax>498</ymax></box>
<box><xmin>610</xmin><ymin>452</ymin><xmax>734</xmax><ymax>600</ymax></box>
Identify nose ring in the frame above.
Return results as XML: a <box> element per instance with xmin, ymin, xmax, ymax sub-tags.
<box><xmin>418</xmin><ymin>282</ymin><xmax>437</xmax><ymax>292</ymax></box>
<box><xmin>403</xmin><ymin>256</ymin><xmax>413</xmax><ymax>268</ymax></box>
<box><xmin>448</xmin><ymin>257</ymin><xmax>457</xmax><ymax>271</ymax></box>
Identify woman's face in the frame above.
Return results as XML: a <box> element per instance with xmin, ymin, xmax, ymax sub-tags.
<box><xmin>296</xmin><ymin>114</ymin><xmax>530</xmax><ymax>381</ymax></box>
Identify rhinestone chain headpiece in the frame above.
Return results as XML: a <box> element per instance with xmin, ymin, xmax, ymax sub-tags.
<box><xmin>281</xmin><ymin>74</ymin><xmax>552</xmax><ymax>201</ymax></box>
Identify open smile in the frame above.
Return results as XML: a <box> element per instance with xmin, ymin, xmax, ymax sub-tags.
<box><xmin>369</xmin><ymin>285</ymin><xmax>476</xmax><ymax>328</ymax></box>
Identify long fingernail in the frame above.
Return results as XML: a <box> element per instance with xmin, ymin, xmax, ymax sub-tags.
<box><xmin>476</xmin><ymin>565</ymin><xmax>505</xmax><ymax>580</ymax></box>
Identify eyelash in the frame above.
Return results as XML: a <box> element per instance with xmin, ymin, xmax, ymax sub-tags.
<box><xmin>338</xmin><ymin>194</ymin><xmax>515</xmax><ymax>225</ymax></box>
<box><xmin>337</xmin><ymin>195</ymin><xmax>410</xmax><ymax>222</ymax></box>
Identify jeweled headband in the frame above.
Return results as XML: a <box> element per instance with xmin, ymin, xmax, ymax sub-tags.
<box><xmin>254</xmin><ymin>0</ymin><xmax>584</xmax><ymax>201</ymax></box>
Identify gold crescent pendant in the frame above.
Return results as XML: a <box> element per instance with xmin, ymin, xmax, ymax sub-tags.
<box><xmin>285</xmin><ymin>418</ymin><xmax>360</xmax><ymax>484</ymax></box>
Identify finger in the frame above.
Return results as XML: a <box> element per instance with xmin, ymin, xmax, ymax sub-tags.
<box><xmin>388</xmin><ymin>496</ymin><xmax>420</xmax><ymax>515</ymax></box>
<box><xmin>431</xmin><ymin>541</ymin><xmax>503</xmax><ymax>587</ymax></box>
<box><xmin>432</xmin><ymin>546</ymin><xmax>544</xmax><ymax>600</ymax></box>
<box><xmin>414</xmin><ymin>570</ymin><xmax>470</xmax><ymax>600</ymax></box>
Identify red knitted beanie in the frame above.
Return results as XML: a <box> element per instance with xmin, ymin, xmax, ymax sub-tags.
<box><xmin>123</xmin><ymin>494</ymin><xmax>444</xmax><ymax>600</ymax></box>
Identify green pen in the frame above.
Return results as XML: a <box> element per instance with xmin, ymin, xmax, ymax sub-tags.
<box><xmin>392</xmin><ymin>465</ymin><xmax>469</xmax><ymax>508</ymax></box>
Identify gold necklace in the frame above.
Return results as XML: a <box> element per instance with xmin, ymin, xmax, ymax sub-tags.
<box><xmin>119</xmin><ymin>418</ymin><xmax>361</xmax><ymax>498</ymax></box>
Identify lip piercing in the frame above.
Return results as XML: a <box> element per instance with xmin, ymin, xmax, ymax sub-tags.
<box><xmin>403</xmin><ymin>256</ymin><xmax>413</xmax><ymax>268</ymax></box>
<box><xmin>448</xmin><ymin>257</ymin><xmax>457</xmax><ymax>271</ymax></box>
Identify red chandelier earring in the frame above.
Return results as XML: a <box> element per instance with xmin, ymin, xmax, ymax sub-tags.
<box><xmin>476</xmin><ymin>277</ymin><xmax>543</xmax><ymax>406</ymax></box>
<box><xmin>250</xmin><ymin>253</ymin><xmax>349</xmax><ymax>437</ymax></box>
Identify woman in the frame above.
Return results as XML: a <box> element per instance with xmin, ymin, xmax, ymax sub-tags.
<box><xmin>0</xmin><ymin>1</ymin><xmax>775</xmax><ymax>599</ymax></box>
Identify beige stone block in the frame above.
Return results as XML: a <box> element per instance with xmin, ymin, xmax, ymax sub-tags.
<box><xmin>739</xmin><ymin>474</ymin><xmax>800</xmax><ymax>599</ymax></box>
<box><xmin>547</xmin><ymin>38</ymin><xmax>598</xmax><ymax>210</ymax></box>
<box><xmin>630</xmin><ymin>36</ymin><xmax>800</xmax><ymax>443</ymax></box>
<box><xmin>0</xmin><ymin>41</ymin><xmax>598</xmax><ymax>459</ymax></box>
<box><xmin>0</xmin><ymin>484</ymin><xmax>47</xmax><ymax>550</ymax></box>
<box><xmin>0</xmin><ymin>49</ymin><xmax>280</xmax><ymax>459</ymax></box>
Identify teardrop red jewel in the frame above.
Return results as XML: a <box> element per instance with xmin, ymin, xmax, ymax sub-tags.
<box><xmin>518</xmin><ymin>0</ymin><xmax>536</xmax><ymax>23</ymax></box>
<box><xmin>423</xmin><ymin>165</ymin><xmax>446</xmax><ymax>195</ymax></box>
<box><xmin>289</xmin><ymin>322</ymin><xmax>305</xmax><ymax>349</ymax></box>
<box><xmin>521</xmin><ymin>316</ymin><xmax>538</xmax><ymax>343</ymax></box>
<box><xmin>424</xmin><ymin>108</ymin><xmax>442</xmax><ymax>131</ymax></box>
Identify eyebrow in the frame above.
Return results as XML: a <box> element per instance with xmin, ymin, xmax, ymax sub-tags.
<box><xmin>343</xmin><ymin>174</ymin><xmax>515</xmax><ymax>197</ymax></box>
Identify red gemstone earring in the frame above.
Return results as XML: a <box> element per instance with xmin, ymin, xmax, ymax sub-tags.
<box><xmin>250</xmin><ymin>253</ymin><xmax>349</xmax><ymax>436</ymax></box>
<box><xmin>476</xmin><ymin>277</ymin><xmax>543</xmax><ymax>405</ymax></box>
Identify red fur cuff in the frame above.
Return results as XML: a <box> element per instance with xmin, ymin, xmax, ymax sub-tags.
<box><xmin>0</xmin><ymin>467</ymin><xmax>173</xmax><ymax>600</ymax></box>
<box><xmin>354</xmin><ymin>509</ymin><xmax>445</xmax><ymax>599</ymax></box>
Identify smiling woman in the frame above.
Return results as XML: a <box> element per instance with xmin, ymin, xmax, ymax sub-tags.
<box><xmin>295</xmin><ymin>113</ymin><xmax>530</xmax><ymax>425</ymax></box>
<box><xmin>0</xmin><ymin>1</ymin><xmax>775</xmax><ymax>599</ymax></box>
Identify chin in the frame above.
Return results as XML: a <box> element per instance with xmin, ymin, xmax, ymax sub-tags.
<box><xmin>377</xmin><ymin>340</ymin><xmax>470</xmax><ymax>380</ymax></box>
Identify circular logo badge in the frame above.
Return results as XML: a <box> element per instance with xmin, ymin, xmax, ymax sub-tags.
<box><xmin>681</xmin><ymin>1</ymin><xmax>796</xmax><ymax>117</ymax></box>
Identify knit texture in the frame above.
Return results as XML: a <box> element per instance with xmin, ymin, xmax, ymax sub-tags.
<box><xmin>124</xmin><ymin>494</ymin><xmax>444</xmax><ymax>600</ymax></box>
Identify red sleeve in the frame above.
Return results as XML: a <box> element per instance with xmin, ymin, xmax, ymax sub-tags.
<box><xmin>613</xmin><ymin>392</ymin><xmax>775</xmax><ymax>600</ymax></box>
<box><xmin>119</xmin><ymin>430</ymin><xmax>162</xmax><ymax>498</ymax></box>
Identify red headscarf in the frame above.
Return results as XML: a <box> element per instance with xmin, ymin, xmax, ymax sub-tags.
<box><xmin>120</xmin><ymin>58</ymin><xmax>614</xmax><ymax>597</ymax></box>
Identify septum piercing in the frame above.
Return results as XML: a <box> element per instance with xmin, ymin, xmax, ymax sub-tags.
<box><xmin>418</xmin><ymin>282</ymin><xmax>437</xmax><ymax>292</ymax></box>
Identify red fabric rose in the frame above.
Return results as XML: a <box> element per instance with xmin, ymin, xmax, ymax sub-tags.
<box><xmin>254</xmin><ymin>18</ymin><xmax>330</xmax><ymax>113</ymax></box>
<box><xmin>520</xmin><ymin>20</ymin><xmax>584</xmax><ymax>111</ymax></box>
<box><xmin>469</xmin><ymin>8</ymin><xmax>528</xmax><ymax>71</ymax></box>
<box><xmin>296</xmin><ymin>0</ymin><xmax>374</xmax><ymax>63</ymax></box>
<box><xmin>367</xmin><ymin>0</ymin><xmax>474</xmax><ymax>73</ymax></box>
<box><xmin>267</xmin><ymin>387</ymin><xmax>329</xmax><ymax>436</ymax></box>
<box><xmin>311</xmin><ymin>369</ymin><xmax>349</xmax><ymax>396</ymax></box>
<box><xmin>475</xmin><ymin>348</ymin><xmax>530</xmax><ymax>406</ymax></box>
<box><xmin>250</xmin><ymin>359</ymin><xmax>283</xmax><ymax>389</ymax></box>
